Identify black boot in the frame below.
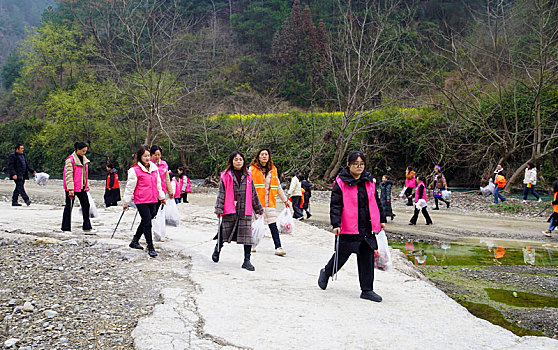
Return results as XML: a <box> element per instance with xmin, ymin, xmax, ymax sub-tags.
<box><xmin>360</xmin><ymin>291</ymin><xmax>382</xmax><ymax>302</ymax></box>
<box><xmin>148</xmin><ymin>246</ymin><xmax>158</xmax><ymax>257</ymax></box>
<box><xmin>446</xmin><ymin>201</ymin><xmax>450</xmax><ymax>208</ymax></box>
<box><xmin>212</xmin><ymin>245</ymin><xmax>220</xmax><ymax>263</ymax></box>
<box><xmin>241</xmin><ymin>259</ymin><xmax>255</xmax><ymax>271</ymax></box>
<box><xmin>129</xmin><ymin>240</ymin><xmax>143</xmax><ymax>250</ymax></box>
<box><xmin>406</xmin><ymin>198</ymin><xmax>413</xmax><ymax>206</ymax></box>
<box><xmin>318</xmin><ymin>268</ymin><xmax>329</xmax><ymax>290</ymax></box>
<box><xmin>12</xmin><ymin>202</ymin><xmax>22</xmax><ymax>207</ymax></box>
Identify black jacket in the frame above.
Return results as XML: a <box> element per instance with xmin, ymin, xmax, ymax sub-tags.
<box><xmin>330</xmin><ymin>168</ymin><xmax>386</xmax><ymax>231</ymax></box>
<box><xmin>7</xmin><ymin>152</ymin><xmax>35</xmax><ymax>180</ymax></box>
<box><xmin>301</xmin><ymin>179</ymin><xmax>312</xmax><ymax>198</ymax></box>
<box><xmin>379</xmin><ymin>180</ymin><xmax>394</xmax><ymax>217</ymax></box>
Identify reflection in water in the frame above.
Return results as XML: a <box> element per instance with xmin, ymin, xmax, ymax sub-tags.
<box><xmin>390</xmin><ymin>239</ymin><xmax>558</xmax><ymax>267</ymax></box>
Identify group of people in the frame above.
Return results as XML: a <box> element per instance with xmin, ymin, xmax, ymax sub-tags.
<box><xmin>7</xmin><ymin>142</ymin><xmax>558</xmax><ymax>302</ymax></box>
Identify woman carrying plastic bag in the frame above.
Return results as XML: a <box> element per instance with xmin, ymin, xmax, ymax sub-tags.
<box><xmin>165</xmin><ymin>179</ymin><xmax>180</xmax><ymax>226</ymax></box>
<box><xmin>374</xmin><ymin>230</ymin><xmax>392</xmax><ymax>271</ymax></box>
<box><xmin>277</xmin><ymin>207</ymin><xmax>294</xmax><ymax>235</ymax></box>
<box><xmin>251</xmin><ymin>216</ymin><xmax>266</xmax><ymax>246</ymax></box>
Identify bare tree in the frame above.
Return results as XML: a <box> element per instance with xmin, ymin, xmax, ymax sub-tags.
<box><xmin>322</xmin><ymin>0</ymin><xmax>412</xmax><ymax>182</ymax></box>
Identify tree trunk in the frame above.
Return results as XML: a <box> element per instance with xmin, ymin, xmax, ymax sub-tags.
<box><xmin>504</xmin><ymin>161</ymin><xmax>530</xmax><ymax>194</ymax></box>
<box><xmin>323</xmin><ymin>138</ymin><xmax>345</xmax><ymax>183</ymax></box>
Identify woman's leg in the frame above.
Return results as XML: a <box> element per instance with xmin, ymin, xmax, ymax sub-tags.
<box><xmin>356</xmin><ymin>241</ymin><xmax>374</xmax><ymax>291</ymax></box>
<box><xmin>531</xmin><ymin>186</ymin><xmax>541</xmax><ymax>200</ymax></box>
<box><xmin>77</xmin><ymin>191</ymin><xmax>92</xmax><ymax>230</ymax></box>
<box><xmin>422</xmin><ymin>207</ymin><xmax>432</xmax><ymax>224</ymax></box>
<box><xmin>438</xmin><ymin>196</ymin><xmax>450</xmax><ymax>208</ymax></box>
<box><xmin>242</xmin><ymin>245</ymin><xmax>255</xmax><ymax>270</ymax></box>
<box><xmin>434</xmin><ymin>198</ymin><xmax>440</xmax><ymax>209</ymax></box>
<box><xmin>324</xmin><ymin>250</ymin><xmax>351</xmax><ymax>276</ymax></box>
<box><xmin>409</xmin><ymin>207</ymin><xmax>420</xmax><ymax>224</ymax></box>
<box><xmin>269</xmin><ymin>223</ymin><xmax>282</xmax><ymax>249</ymax></box>
<box><xmin>523</xmin><ymin>185</ymin><xmax>529</xmax><ymax>200</ymax></box>
<box><xmin>405</xmin><ymin>187</ymin><xmax>413</xmax><ymax>205</ymax></box>
<box><xmin>145</xmin><ymin>203</ymin><xmax>157</xmax><ymax>250</ymax></box>
<box><xmin>61</xmin><ymin>191</ymin><xmax>73</xmax><ymax>231</ymax></box>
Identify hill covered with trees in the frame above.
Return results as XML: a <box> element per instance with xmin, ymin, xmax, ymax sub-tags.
<box><xmin>0</xmin><ymin>0</ymin><xmax>556</xmax><ymax>190</ymax></box>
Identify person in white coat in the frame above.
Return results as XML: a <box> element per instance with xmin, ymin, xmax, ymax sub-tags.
<box><xmin>288</xmin><ymin>173</ymin><xmax>304</xmax><ymax>219</ymax></box>
<box><xmin>522</xmin><ymin>161</ymin><xmax>541</xmax><ymax>203</ymax></box>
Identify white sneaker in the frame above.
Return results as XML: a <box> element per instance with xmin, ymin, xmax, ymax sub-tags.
<box><xmin>537</xmin><ymin>199</ymin><xmax>542</xmax><ymax>203</ymax></box>
<box><xmin>275</xmin><ymin>247</ymin><xmax>286</xmax><ymax>256</ymax></box>
<box><xmin>82</xmin><ymin>228</ymin><xmax>97</xmax><ymax>235</ymax></box>
<box><xmin>521</xmin><ymin>200</ymin><xmax>527</xmax><ymax>204</ymax></box>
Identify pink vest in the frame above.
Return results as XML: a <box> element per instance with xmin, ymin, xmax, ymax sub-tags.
<box><xmin>415</xmin><ymin>182</ymin><xmax>427</xmax><ymax>203</ymax></box>
<box><xmin>221</xmin><ymin>170</ymin><xmax>253</xmax><ymax>216</ymax></box>
<box><xmin>173</xmin><ymin>179</ymin><xmax>181</xmax><ymax>199</ymax></box>
<box><xmin>133</xmin><ymin>165</ymin><xmax>159</xmax><ymax>204</ymax></box>
<box><xmin>153</xmin><ymin>159</ymin><xmax>169</xmax><ymax>194</ymax></box>
<box><xmin>405</xmin><ymin>173</ymin><xmax>416</xmax><ymax>188</ymax></box>
<box><xmin>63</xmin><ymin>155</ymin><xmax>88</xmax><ymax>192</ymax></box>
<box><xmin>336</xmin><ymin>177</ymin><xmax>381</xmax><ymax>234</ymax></box>
<box><xmin>185</xmin><ymin>176</ymin><xmax>191</xmax><ymax>193</ymax></box>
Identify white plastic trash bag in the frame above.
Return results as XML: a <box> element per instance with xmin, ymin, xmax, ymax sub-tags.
<box><xmin>80</xmin><ymin>192</ymin><xmax>99</xmax><ymax>218</ymax></box>
<box><xmin>374</xmin><ymin>230</ymin><xmax>392</xmax><ymax>271</ymax></box>
<box><xmin>152</xmin><ymin>205</ymin><xmax>166</xmax><ymax>241</ymax></box>
<box><xmin>277</xmin><ymin>207</ymin><xmax>294</xmax><ymax>235</ymax></box>
<box><xmin>165</xmin><ymin>196</ymin><xmax>180</xmax><ymax>227</ymax></box>
<box><xmin>442</xmin><ymin>190</ymin><xmax>451</xmax><ymax>200</ymax></box>
<box><xmin>415</xmin><ymin>198</ymin><xmax>427</xmax><ymax>210</ymax></box>
<box><xmin>522</xmin><ymin>247</ymin><xmax>536</xmax><ymax>265</ymax></box>
<box><xmin>399</xmin><ymin>186</ymin><xmax>407</xmax><ymax>198</ymax></box>
<box><xmin>251</xmin><ymin>216</ymin><xmax>266</xmax><ymax>246</ymax></box>
<box><xmin>35</xmin><ymin>172</ymin><xmax>50</xmax><ymax>186</ymax></box>
<box><xmin>481</xmin><ymin>181</ymin><xmax>495</xmax><ymax>196</ymax></box>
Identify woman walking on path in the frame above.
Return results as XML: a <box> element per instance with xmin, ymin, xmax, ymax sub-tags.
<box><xmin>542</xmin><ymin>180</ymin><xmax>558</xmax><ymax>237</ymax></box>
<box><xmin>492</xmin><ymin>164</ymin><xmax>507</xmax><ymax>204</ymax></box>
<box><xmin>301</xmin><ymin>174</ymin><xmax>312</xmax><ymax>219</ymax></box>
<box><xmin>317</xmin><ymin>151</ymin><xmax>386</xmax><ymax>302</ymax></box>
<box><xmin>429</xmin><ymin>165</ymin><xmax>450</xmax><ymax>210</ymax></box>
<box><xmin>171</xmin><ymin>172</ymin><xmax>182</xmax><ymax>204</ymax></box>
<box><xmin>409</xmin><ymin>175</ymin><xmax>433</xmax><ymax>226</ymax></box>
<box><xmin>522</xmin><ymin>161</ymin><xmax>542</xmax><ymax>203</ymax></box>
<box><xmin>288</xmin><ymin>173</ymin><xmax>304</xmax><ymax>219</ymax></box>
<box><xmin>213</xmin><ymin>151</ymin><xmax>264</xmax><ymax>271</ymax></box>
<box><xmin>104</xmin><ymin>163</ymin><xmax>121</xmax><ymax>207</ymax></box>
<box><xmin>380</xmin><ymin>175</ymin><xmax>395</xmax><ymax>220</ymax></box>
<box><xmin>150</xmin><ymin>145</ymin><xmax>174</xmax><ymax>202</ymax></box>
<box><xmin>249</xmin><ymin>148</ymin><xmax>290</xmax><ymax>256</ymax></box>
<box><xmin>123</xmin><ymin>146</ymin><xmax>166</xmax><ymax>257</ymax></box>
<box><xmin>176</xmin><ymin>167</ymin><xmax>190</xmax><ymax>203</ymax></box>
<box><xmin>61</xmin><ymin>142</ymin><xmax>92</xmax><ymax>233</ymax></box>
<box><xmin>404</xmin><ymin>166</ymin><xmax>416</xmax><ymax>206</ymax></box>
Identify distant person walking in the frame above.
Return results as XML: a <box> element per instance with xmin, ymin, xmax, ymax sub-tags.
<box><xmin>176</xmin><ymin>167</ymin><xmax>189</xmax><ymax>203</ymax></box>
<box><xmin>318</xmin><ymin>151</ymin><xmax>386</xmax><ymax>302</ymax></box>
<box><xmin>430</xmin><ymin>165</ymin><xmax>450</xmax><ymax>210</ymax></box>
<box><xmin>492</xmin><ymin>164</ymin><xmax>507</xmax><ymax>204</ymax></box>
<box><xmin>213</xmin><ymin>151</ymin><xmax>264</xmax><ymax>270</ymax></box>
<box><xmin>123</xmin><ymin>145</ymin><xmax>166</xmax><ymax>257</ymax></box>
<box><xmin>61</xmin><ymin>142</ymin><xmax>92</xmax><ymax>233</ymax></box>
<box><xmin>522</xmin><ymin>161</ymin><xmax>541</xmax><ymax>203</ymax></box>
<box><xmin>7</xmin><ymin>144</ymin><xmax>36</xmax><ymax>206</ymax></box>
<box><xmin>404</xmin><ymin>166</ymin><xmax>416</xmax><ymax>206</ymax></box>
<box><xmin>288</xmin><ymin>173</ymin><xmax>304</xmax><ymax>219</ymax></box>
<box><xmin>104</xmin><ymin>163</ymin><xmax>121</xmax><ymax>207</ymax></box>
<box><xmin>409</xmin><ymin>175</ymin><xmax>432</xmax><ymax>226</ymax></box>
<box><xmin>380</xmin><ymin>175</ymin><xmax>395</xmax><ymax>220</ymax></box>
<box><xmin>150</xmin><ymin>145</ymin><xmax>174</xmax><ymax>203</ymax></box>
<box><xmin>542</xmin><ymin>180</ymin><xmax>558</xmax><ymax>237</ymax></box>
<box><xmin>300</xmin><ymin>174</ymin><xmax>312</xmax><ymax>219</ymax></box>
<box><xmin>249</xmin><ymin>148</ymin><xmax>290</xmax><ymax>256</ymax></box>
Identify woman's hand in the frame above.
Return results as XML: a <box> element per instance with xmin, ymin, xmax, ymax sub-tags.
<box><xmin>161</xmin><ymin>199</ymin><xmax>166</xmax><ymax>205</ymax></box>
<box><xmin>69</xmin><ymin>190</ymin><xmax>75</xmax><ymax>198</ymax></box>
<box><xmin>381</xmin><ymin>223</ymin><xmax>386</xmax><ymax>230</ymax></box>
<box><xmin>123</xmin><ymin>204</ymin><xmax>129</xmax><ymax>211</ymax></box>
<box><xmin>216</xmin><ymin>213</ymin><xmax>221</xmax><ymax>218</ymax></box>
<box><xmin>333</xmin><ymin>228</ymin><xmax>341</xmax><ymax>235</ymax></box>
<box><xmin>284</xmin><ymin>201</ymin><xmax>290</xmax><ymax>208</ymax></box>
<box><xmin>258</xmin><ymin>210</ymin><xmax>264</xmax><ymax>216</ymax></box>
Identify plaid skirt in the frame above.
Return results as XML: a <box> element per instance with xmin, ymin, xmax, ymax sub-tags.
<box><xmin>219</xmin><ymin>213</ymin><xmax>254</xmax><ymax>245</ymax></box>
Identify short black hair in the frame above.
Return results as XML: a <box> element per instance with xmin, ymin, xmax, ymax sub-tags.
<box><xmin>150</xmin><ymin>144</ymin><xmax>163</xmax><ymax>155</ymax></box>
<box><xmin>527</xmin><ymin>161</ymin><xmax>535</xmax><ymax>169</ymax></box>
<box><xmin>74</xmin><ymin>142</ymin><xmax>88</xmax><ymax>151</ymax></box>
<box><xmin>106</xmin><ymin>163</ymin><xmax>114</xmax><ymax>169</ymax></box>
<box><xmin>15</xmin><ymin>144</ymin><xmax>23</xmax><ymax>151</ymax></box>
<box><xmin>347</xmin><ymin>151</ymin><xmax>365</xmax><ymax>165</ymax></box>
<box><xmin>418</xmin><ymin>175</ymin><xmax>426</xmax><ymax>183</ymax></box>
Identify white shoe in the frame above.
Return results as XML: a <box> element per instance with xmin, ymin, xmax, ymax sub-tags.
<box><xmin>275</xmin><ymin>247</ymin><xmax>286</xmax><ymax>256</ymax></box>
<box><xmin>82</xmin><ymin>228</ymin><xmax>97</xmax><ymax>235</ymax></box>
<box><xmin>521</xmin><ymin>200</ymin><xmax>527</xmax><ymax>204</ymax></box>
<box><xmin>542</xmin><ymin>230</ymin><xmax>552</xmax><ymax>237</ymax></box>
<box><xmin>537</xmin><ymin>199</ymin><xmax>542</xmax><ymax>203</ymax></box>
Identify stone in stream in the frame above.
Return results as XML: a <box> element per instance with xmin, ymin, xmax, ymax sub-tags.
<box><xmin>4</xmin><ymin>338</ymin><xmax>19</xmax><ymax>348</ymax></box>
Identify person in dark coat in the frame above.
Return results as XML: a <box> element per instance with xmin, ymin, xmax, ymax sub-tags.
<box><xmin>318</xmin><ymin>151</ymin><xmax>387</xmax><ymax>302</ymax></box>
<box><xmin>213</xmin><ymin>151</ymin><xmax>264</xmax><ymax>271</ymax></box>
<box><xmin>429</xmin><ymin>165</ymin><xmax>450</xmax><ymax>210</ymax></box>
<box><xmin>542</xmin><ymin>180</ymin><xmax>558</xmax><ymax>237</ymax></box>
<box><xmin>7</xmin><ymin>144</ymin><xmax>36</xmax><ymax>206</ymax></box>
<box><xmin>379</xmin><ymin>175</ymin><xmax>395</xmax><ymax>220</ymax></box>
<box><xmin>300</xmin><ymin>174</ymin><xmax>312</xmax><ymax>219</ymax></box>
<box><xmin>104</xmin><ymin>163</ymin><xmax>121</xmax><ymax>207</ymax></box>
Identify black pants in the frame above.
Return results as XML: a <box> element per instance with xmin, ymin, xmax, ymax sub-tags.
<box><xmin>292</xmin><ymin>196</ymin><xmax>303</xmax><ymax>218</ymax></box>
<box><xmin>324</xmin><ymin>240</ymin><xmax>375</xmax><ymax>291</ymax></box>
<box><xmin>269</xmin><ymin>222</ymin><xmax>282</xmax><ymax>249</ymax></box>
<box><xmin>133</xmin><ymin>203</ymin><xmax>157</xmax><ymax>249</ymax></box>
<box><xmin>404</xmin><ymin>187</ymin><xmax>414</xmax><ymax>205</ymax></box>
<box><xmin>180</xmin><ymin>193</ymin><xmax>188</xmax><ymax>203</ymax></box>
<box><xmin>12</xmin><ymin>179</ymin><xmax>29</xmax><ymax>204</ymax></box>
<box><xmin>434</xmin><ymin>197</ymin><xmax>450</xmax><ymax>209</ymax></box>
<box><xmin>61</xmin><ymin>191</ymin><xmax>92</xmax><ymax>231</ymax></box>
<box><xmin>410</xmin><ymin>207</ymin><xmax>432</xmax><ymax>224</ymax></box>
